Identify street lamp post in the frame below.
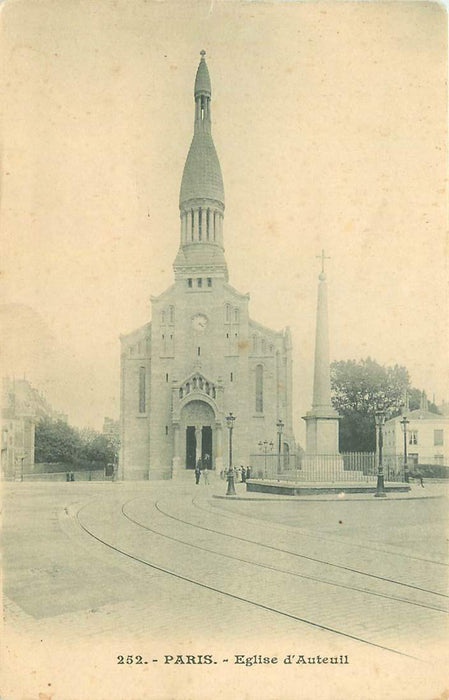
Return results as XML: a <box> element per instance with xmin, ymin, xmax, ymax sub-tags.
<box><xmin>400</xmin><ymin>415</ymin><xmax>410</xmax><ymax>483</ymax></box>
<box><xmin>374</xmin><ymin>410</ymin><xmax>387</xmax><ymax>498</ymax></box>
<box><xmin>276</xmin><ymin>419</ymin><xmax>284</xmax><ymax>474</ymax></box>
<box><xmin>258</xmin><ymin>440</ymin><xmax>273</xmax><ymax>478</ymax></box>
<box><xmin>226</xmin><ymin>412</ymin><xmax>236</xmax><ymax>495</ymax></box>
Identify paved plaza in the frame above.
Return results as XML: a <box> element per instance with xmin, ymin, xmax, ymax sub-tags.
<box><xmin>2</xmin><ymin>478</ymin><xmax>448</xmax><ymax>699</ymax></box>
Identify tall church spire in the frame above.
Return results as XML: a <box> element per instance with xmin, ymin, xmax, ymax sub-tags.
<box><xmin>174</xmin><ymin>51</ymin><xmax>228</xmax><ymax>280</ymax></box>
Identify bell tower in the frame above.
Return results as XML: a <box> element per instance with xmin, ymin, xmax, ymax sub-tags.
<box><xmin>173</xmin><ymin>51</ymin><xmax>228</xmax><ymax>281</ymax></box>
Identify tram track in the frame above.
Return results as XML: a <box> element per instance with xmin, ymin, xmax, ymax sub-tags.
<box><xmin>192</xmin><ymin>492</ymin><xmax>449</xmax><ymax>568</ymax></box>
<box><xmin>153</xmin><ymin>495</ymin><xmax>449</xmax><ymax>601</ymax></box>
<box><xmin>75</xmin><ymin>497</ymin><xmax>423</xmax><ymax>661</ymax></box>
<box><xmin>120</xmin><ymin>497</ymin><xmax>448</xmax><ymax>614</ymax></box>
<box><xmin>74</xmin><ymin>492</ymin><xmax>449</xmax><ymax>661</ymax></box>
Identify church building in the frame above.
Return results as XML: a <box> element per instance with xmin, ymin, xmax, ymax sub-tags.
<box><xmin>119</xmin><ymin>52</ymin><xmax>295</xmax><ymax>480</ymax></box>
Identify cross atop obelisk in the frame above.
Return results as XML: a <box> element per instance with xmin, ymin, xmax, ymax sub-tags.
<box><xmin>316</xmin><ymin>249</ymin><xmax>331</xmax><ymax>276</ymax></box>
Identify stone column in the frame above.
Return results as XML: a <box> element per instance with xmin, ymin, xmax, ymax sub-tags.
<box><xmin>195</xmin><ymin>425</ymin><xmax>202</xmax><ymax>463</ymax></box>
<box><xmin>303</xmin><ymin>266</ymin><xmax>340</xmax><ymax>459</ymax></box>
<box><xmin>215</xmin><ymin>422</ymin><xmax>223</xmax><ymax>473</ymax></box>
<box><xmin>193</xmin><ymin>209</ymin><xmax>199</xmax><ymax>241</ymax></box>
<box><xmin>172</xmin><ymin>422</ymin><xmax>181</xmax><ymax>478</ymax></box>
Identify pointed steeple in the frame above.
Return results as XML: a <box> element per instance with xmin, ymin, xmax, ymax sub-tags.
<box><xmin>175</xmin><ymin>52</ymin><xmax>228</xmax><ymax>281</ymax></box>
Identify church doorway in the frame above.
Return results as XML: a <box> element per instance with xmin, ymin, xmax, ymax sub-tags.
<box><xmin>181</xmin><ymin>400</ymin><xmax>215</xmax><ymax>469</ymax></box>
<box><xmin>202</xmin><ymin>426</ymin><xmax>212</xmax><ymax>467</ymax></box>
<box><xmin>186</xmin><ymin>426</ymin><xmax>196</xmax><ymax>469</ymax></box>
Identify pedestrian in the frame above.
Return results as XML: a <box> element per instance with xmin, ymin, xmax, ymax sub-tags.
<box><xmin>246</xmin><ymin>465</ymin><xmax>251</xmax><ymax>481</ymax></box>
<box><xmin>419</xmin><ymin>474</ymin><xmax>424</xmax><ymax>488</ymax></box>
<box><xmin>241</xmin><ymin>465</ymin><xmax>246</xmax><ymax>483</ymax></box>
<box><xmin>194</xmin><ymin>460</ymin><xmax>201</xmax><ymax>485</ymax></box>
<box><xmin>202</xmin><ymin>466</ymin><xmax>209</xmax><ymax>485</ymax></box>
<box><xmin>70</xmin><ymin>472</ymin><xmax>75</xmax><ymax>482</ymax></box>
<box><xmin>66</xmin><ymin>472</ymin><xmax>70</xmax><ymax>482</ymax></box>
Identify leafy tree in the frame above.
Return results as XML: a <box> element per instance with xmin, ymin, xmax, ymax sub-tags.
<box><xmin>34</xmin><ymin>418</ymin><xmax>82</xmax><ymax>464</ymax></box>
<box><xmin>35</xmin><ymin>420</ymin><xmax>119</xmax><ymax>466</ymax></box>
<box><xmin>78</xmin><ymin>428</ymin><xmax>116</xmax><ymax>464</ymax></box>
<box><xmin>407</xmin><ymin>388</ymin><xmax>440</xmax><ymax>414</ymax></box>
<box><xmin>331</xmin><ymin>358</ymin><xmax>409</xmax><ymax>451</ymax></box>
<box><xmin>330</xmin><ymin>358</ymin><xmax>440</xmax><ymax>451</ymax></box>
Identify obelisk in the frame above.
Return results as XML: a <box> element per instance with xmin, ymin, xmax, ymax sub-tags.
<box><xmin>303</xmin><ymin>251</ymin><xmax>340</xmax><ymax>455</ymax></box>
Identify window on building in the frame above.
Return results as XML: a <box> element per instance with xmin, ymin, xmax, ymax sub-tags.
<box><xmin>261</xmin><ymin>339</ymin><xmax>266</xmax><ymax>354</ymax></box>
<box><xmin>234</xmin><ymin>308</ymin><xmax>239</xmax><ymax>322</ymax></box>
<box><xmin>434</xmin><ymin>429</ymin><xmax>444</xmax><ymax>446</ymax></box>
<box><xmin>191</xmin><ymin>209</ymin><xmax>194</xmax><ymax>238</ymax></box>
<box><xmin>252</xmin><ymin>335</ymin><xmax>257</xmax><ymax>353</ymax></box>
<box><xmin>138</xmin><ymin>367</ymin><xmax>146</xmax><ymax>413</ymax></box>
<box><xmin>434</xmin><ymin>454</ymin><xmax>444</xmax><ymax>465</ymax></box>
<box><xmin>188</xmin><ymin>278</ymin><xmax>192</xmax><ymax>288</ymax></box>
<box><xmin>230</xmin><ymin>372</ymin><xmax>233</xmax><ymax>382</ymax></box>
<box><xmin>169</xmin><ymin>306</ymin><xmax>175</xmax><ymax>323</ymax></box>
<box><xmin>206</xmin><ymin>209</ymin><xmax>210</xmax><ymax>240</ymax></box>
<box><xmin>409</xmin><ymin>430</ymin><xmax>418</xmax><ymax>445</ymax></box>
<box><xmin>197</xmin><ymin>347</ymin><xmax>201</xmax><ymax>356</ymax></box>
<box><xmin>207</xmin><ymin>278</ymin><xmax>212</xmax><ymax>287</ymax></box>
<box><xmin>130</xmin><ymin>346</ymin><xmax>135</xmax><ymax>356</ymax></box>
<box><xmin>198</xmin><ymin>208</ymin><xmax>202</xmax><ymax>241</ymax></box>
<box><xmin>197</xmin><ymin>278</ymin><xmax>202</xmax><ymax>288</ymax></box>
<box><xmin>255</xmin><ymin>364</ymin><xmax>263</xmax><ymax>413</ymax></box>
<box><xmin>225</xmin><ymin>304</ymin><xmax>230</xmax><ymax>322</ymax></box>
<box><xmin>165</xmin><ymin>373</ymin><xmax>169</xmax><ymax>383</ymax></box>
<box><xmin>165</xmin><ymin>426</ymin><xmax>169</xmax><ymax>436</ymax></box>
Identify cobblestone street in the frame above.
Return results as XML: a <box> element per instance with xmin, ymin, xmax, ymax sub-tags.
<box><xmin>2</xmin><ymin>479</ymin><xmax>448</xmax><ymax>700</ymax></box>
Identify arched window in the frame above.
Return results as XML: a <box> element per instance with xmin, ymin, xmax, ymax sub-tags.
<box><xmin>261</xmin><ymin>339</ymin><xmax>266</xmax><ymax>355</ymax></box>
<box><xmin>255</xmin><ymin>364</ymin><xmax>263</xmax><ymax>413</ymax></box>
<box><xmin>160</xmin><ymin>310</ymin><xmax>165</xmax><ymax>325</ymax></box>
<box><xmin>225</xmin><ymin>304</ymin><xmax>231</xmax><ymax>322</ymax></box>
<box><xmin>234</xmin><ymin>308</ymin><xmax>239</xmax><ymax>322</ymax></box>
<box><xmin>169</xmin><ymin>306</ymin><xmax>175</xmax><ymax>324</ymax></box>
<box><xmin>252</xmin><ymin>335</ymin><xmax>257</xmax><ymax>353</ymax></box>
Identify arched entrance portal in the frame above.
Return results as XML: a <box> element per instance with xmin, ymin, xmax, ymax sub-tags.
<box><xmin>181</xmin><ymin>400</ymin><xmax>215</xmax><ymax>469</ymax></box>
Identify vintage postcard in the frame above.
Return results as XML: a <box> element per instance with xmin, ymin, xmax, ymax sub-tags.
<box><xmin>1</xmin><ymin>1</ymin><xmax>448</xmax><ymax>698</ymax></box>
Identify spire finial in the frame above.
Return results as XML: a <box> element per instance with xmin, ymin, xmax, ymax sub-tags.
<box><xmin>200</xmin><ymin>49</ymin><xmax>206</xmax><ymax>58</ymax></box>
<box><xmin>316</xmin><ymin>249</ymin><xmax>330</xmax><ymax>280</ymax></box>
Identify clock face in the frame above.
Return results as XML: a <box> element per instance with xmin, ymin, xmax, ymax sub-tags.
<box><xmin>192</xmin><ymin>314</ymin><xmax>208</xmax><ymax>332</ymax></box>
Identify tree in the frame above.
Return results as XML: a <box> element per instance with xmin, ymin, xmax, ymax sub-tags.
<box><xmin>330</xmin><ymin>358</ymin><xmax>440</xmax><ymax>451</ymax></box>
<box><xmin>78</xmin><ymin>428</ymin><xmax>116</xmax><ymax>464</ymax></box>
<box><xmin>330</xmin><ymin>358</ymin><xmax>410</xmax><ymax>451</ymax></box>
<box><xmin>34</xmin><ymin>418</ymin><xmax>82</xmax><ymax>464</ymax></box>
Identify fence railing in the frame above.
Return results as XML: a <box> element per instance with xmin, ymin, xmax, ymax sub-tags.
<box><xmin>249</xmin><ymin>452</ymin><xmax>408</xmax><ymax>483</ymax></box>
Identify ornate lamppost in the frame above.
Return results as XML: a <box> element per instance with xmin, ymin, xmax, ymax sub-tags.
<box><xmin>374</xmin><ymin>410</ymin><xmax>387</xmax><ymax>498</ymax></box>
<box><xmin>226</xmin><ymin>412</ymin><xmax>236</xmax><ymax>495</ymax></box>
<box><xmin>400</xmin><ymin>415</ymin><xmax>410</xmax><ymax>483</ymax></box>
<box><xmin>258</xmin><ymin>440</ymin><xmax>273</xmax><ymax>478</ymax></box>
<box><xmin>276</xmin><ymin>419</ymin><xmax>284</xmax><ymax>474</ymax></box>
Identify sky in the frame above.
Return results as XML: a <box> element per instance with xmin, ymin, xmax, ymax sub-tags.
<box><xmin>1</xmin><ymin>0</ymin><xmax>447</xmax><ymax>443</ymax></box>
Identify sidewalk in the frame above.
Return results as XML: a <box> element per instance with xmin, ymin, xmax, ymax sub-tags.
<box><xmin>212</xmin><ymin>480</ymin><xmax>446</xmax><ymax>502</ymax></box>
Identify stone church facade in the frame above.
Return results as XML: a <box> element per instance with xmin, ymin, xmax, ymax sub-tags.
<box><xmin>119</xmin><ymin>53</ymin><xmax>294</xmax><ymax>480</ymax></box>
